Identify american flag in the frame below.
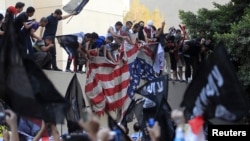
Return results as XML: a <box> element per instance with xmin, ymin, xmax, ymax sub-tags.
<box><xmin>85</xmin><ymin>42</ymin><xmax>161</xmax><ymax>115</ymax></box>
<box><xmin>127</xmin><ymin>43</ymin><xmax>158</xmax><ymax>98</ymax></box>
<box><xmin>85</xmin><ymin>43</ymin><xmax>139</xmax><ymax>115</ymax></box>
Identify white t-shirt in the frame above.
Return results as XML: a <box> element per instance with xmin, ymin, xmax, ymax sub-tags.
<box><xmin>106</xmin><ymin>25</ymin><xmax>120</xmax><ymax>37</ymax></box>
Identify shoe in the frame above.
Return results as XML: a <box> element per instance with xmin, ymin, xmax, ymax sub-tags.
<box><xmin>53</xmin><ymin>67</ymin><xmax>62</xmax><ymax>71</ymax></box>
<box><xmin>65</xmin><ymin>69</ymin><xmax>74</xmax><ymax>73</ymax></box>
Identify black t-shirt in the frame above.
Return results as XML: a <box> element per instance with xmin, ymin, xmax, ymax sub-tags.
<box><xmin>138</xmin><ymin>27</ymin><xmax>146</xmax><ymax>41</ymax></box>
<box><xmin>157</xmin><ymin>33</ymin><xmax>167</xmax><ymax>46</ymax></box>
<box><xmin>14</xmin><ymin>12</ymin><xmax>28</xmax><ymax>33</ymax></box>
<box><xmin>43</xmin><ymin>14</ymin><xmax>62</xmax><ymax>38</ymax></box>
<box><xmin>184</xmin><ymin>39</ymin><xmax>201</xmax><ymax>56</ymax></box>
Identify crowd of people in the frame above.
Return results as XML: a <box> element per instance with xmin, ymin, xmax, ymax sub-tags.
<box><xmin>0</xmin><ymin>2</ymin><xmax>75</xmax><ymax>72</ymax></box>
<box><xmin>0</xmin><ymin>106</ymin><xmax>165</xmax><ymax>141</ymax></box>
<box><xmin>0</xmin><ymin>1</ymin><xmax>213</xmax><ymax>80</ymax></box>
<box><xmin>0</xmin><ymin>1</ymin><xmax>216</xmax><ymax>141</ymax></box>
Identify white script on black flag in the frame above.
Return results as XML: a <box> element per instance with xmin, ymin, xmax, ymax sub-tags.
<box><xmin>142</xmin><ymin>80</ymin><xmax>164</xmax><ymax>108</ymax></box>
<box><xmin>192</xmin><ymin>65</ymin><xmax>237</xmax><ymax>121</ymax></box>
<box><xmin>142</xmin><ymin>81</ymin><xmax>164</xmax><ymax>95</ymax></box>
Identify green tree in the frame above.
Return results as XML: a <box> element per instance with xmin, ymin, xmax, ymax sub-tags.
<box><xmin>179</xmin><ymin>0</ymin><xmax>250</xmax><ymax>86</ymax></box>
<box><xmin>124</xmin><ymin>0</ymin><xmax>164</xmax><ymax>28</ymax></box>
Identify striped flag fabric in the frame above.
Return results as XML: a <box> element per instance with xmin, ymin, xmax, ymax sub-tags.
<box><xmin>85</xmin><ymin>56</ymin><xmax>129</xmax><ymax>114</ymax></box>
<box><xmin>85</xmin><ymin>42</ymin><xmax>139</xmax><ymax>115</ymax></box>
<box><xmin>84</xmin><ymin>41</ymin><xmax>162</xmax><ymax>117</ymax></box>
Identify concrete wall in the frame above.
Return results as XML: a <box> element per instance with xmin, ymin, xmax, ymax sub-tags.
<box><xmin>44</xmin><ymin>70</ymin><xmax>188</xmax><ymax>134</ymax></box>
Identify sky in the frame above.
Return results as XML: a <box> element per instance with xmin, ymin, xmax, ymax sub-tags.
<box><xmin>138</xmin><ymin>0</ymin><xmax>231</xmax><ymax>29</ymax></box>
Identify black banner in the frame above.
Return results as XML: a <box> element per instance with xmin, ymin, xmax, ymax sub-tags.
<box><xmin>63</xmin><ymin>0</ymin><xmax>89</xmax><ymax>14</ymax></box>
<box><xmin>135</xmin><ymin>75</ymin><xmax>175</xmax><ymax>141</ymax></box>
<box><xmin>65</xmin><ymin>74</ymin><xmax>86</xmax><ymax>133</ymax></box>
<box><xmin>181</xmin><ymin>43</ymin><xmax>249</xmax><ymax>122</ymax></box>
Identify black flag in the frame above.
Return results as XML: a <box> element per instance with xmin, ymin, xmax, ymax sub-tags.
<box><xmin>0</xmin><ymin>12</ymin><xmax>44</xmax><ymax>119</ymax></box>
<box><xmin>0</xmin><ymin>14</ymin><xmax>68</xmax><ymax>124</ymax></box>
<box><xmin>181</xmin><ymin>43</ymin><xmax>250</xmax><ymax>122</ymax></box>
<box><xmin>135</xmin><ymin>74</ymin><xmax>169</xmax><ymax>109</ymax></box>
<box><xmin>63</xmin><ymin>0</ymin><xmax>89</xmax><ymax>14</ymax></box>
<box><xmin>133</xmin><ymin>98</ymin><xmax>144</xmax><ymax>126</ymax></box>
<box><xmin>107</xmin><ymin>112</ymin><xmax>132</xmax><ymax>141</ymax></box>
<box><xmin>23</xmin><ymin>58</ymin><xmax>68</xmax><ymax>123</ymax></box>
<box><xmin>135</xmin><ymin>75</ymin><xmax>175</xmax><ymax>141</ymax></box>
<box><xmin>120</xmin><ymin>99</ymin><xmax>136</xmax><ymax>129</ymax></box>
<box><xmin>120</xmin><ymin>98</ymin><xmax>144</xmax><ymax>131</ymax></box>
<box><xmin>65</xmin><ymin>74</ymin><xmax>86</xmax><ymax>133</ymax></box>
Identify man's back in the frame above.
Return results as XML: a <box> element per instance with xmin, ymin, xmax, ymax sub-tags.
<box><xmin>21</xmin><ymin>21</ymin><xmax>39</xmax><ymax>35</ymax></box>
<box><xmin>14</xmin><ymin>12</ymin><xmax>28</xmax><ymax>32</ymax></box>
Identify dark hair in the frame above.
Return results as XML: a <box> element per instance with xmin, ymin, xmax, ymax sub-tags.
<box><xmin>126</xmin><ymin>21</ymin><xmax>133</xmax><ymax>26</ymax></box>
<box><xmin>115</xmin><ymin>21</ymin><xmax>123</xmax><ymax>26</ymax></box>
<box><xmin>54</xmin><ymin>9</ymin><xmax>62</xmax><ymax>15</ymax></box>
<box><xmin>91</xmin><ymin>32</ymin><xmax>99</xmax><ymax>39</ymax></box>
<box><xmin>111</xmin><ymin>43</ymin><xmax>120</xmax><ymax>48</ymax></box>
<box><xmin>133</xmin><ymin>122</ymin><xmax>140</xmax><ymax>132</ymax></box>
<box><xmin>151</xmin><ymin>25</ymin><xmax>156</xmax><ymax>31</ymax></box>
<box><xmin>40</xmin><ymin>17</ymin><xmax>48</xmax><ymax>23</ymax></box>
<box><xmin>176</xmin><ymin>29</ymin><xmax>181</xmax><ymax>33</ymax></box>
<box><xmin>15</xmin><ymin>2</ymin><xmax>25</xmax><ymax>8</ymax></box>
<box><xmin>85</xmin><ymin>33</ymin><xmax>92</xmax><ymax>38</ymax></box>
<box><xmin>106</xmin><ymin>36</ymin><xmax>114</xmax><ymax>42</ymax></box>
<box><xmin>133</xmin><ymin>23</ymin><xmax>140</xmax><ymax>29</ymax></box>
<box><xmin>0</xmin><ymin>13</ymin><xmax>4</xmax><ymax>21</ymax></box>
<box><xmin>44</xmin><ymin>36</ymin><xmax>53</xmax><ymax>41</ymax></box>
<box><xmin>26</xmin><ymin>6</ymin><xmax>35</xmax><ymax>13</ymax></box>
<box><xmin>138</xmin><ymin>20</ymin><xmax>144</xmax><ymax>24</ymax></box>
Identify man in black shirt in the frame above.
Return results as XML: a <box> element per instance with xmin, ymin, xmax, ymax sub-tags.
<box><xmin>14</xmin><ymin>6</ymin><xmax>35</xmax><ymax>56</ymax></box>
<box><xmin>14</xmin><ymin>6</ymin><xmax>35</xmax><ymax>33</ymax></box>
<box><xmin>41</xmin><ymin>9</ymin><xmax>76</xmax><ymax>71</ymax></box>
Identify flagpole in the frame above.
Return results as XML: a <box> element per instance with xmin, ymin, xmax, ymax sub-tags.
<box><xmin>154</xmin><ymin>97</ymin><xmax>171</xmax><ymax>120</ymax></box>
<box><xmin>66</xmin><ymin>15</ymin><xmax>74</xmax><ymax>24</ymax></box>
<box><xmin>61</xmin><ymin>123</ymin><xmax>63</xmax><ymax>135</ymax></box>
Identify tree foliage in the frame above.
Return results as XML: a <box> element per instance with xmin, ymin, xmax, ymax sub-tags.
<box><xmin>124</xmin><ymin>0</ymin><xmax>164</xmax><ymax>28</ymax></box>
<box><xmin>179</xmin><ymin>1</ymin><xmax>250</xmax><ymax>86</ymax></box>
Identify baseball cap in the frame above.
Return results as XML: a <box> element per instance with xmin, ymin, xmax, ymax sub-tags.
<box><xmin>7</xmin><ymin>6</ymin><xmax>18</xmax><ymax>15</ymax></box>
